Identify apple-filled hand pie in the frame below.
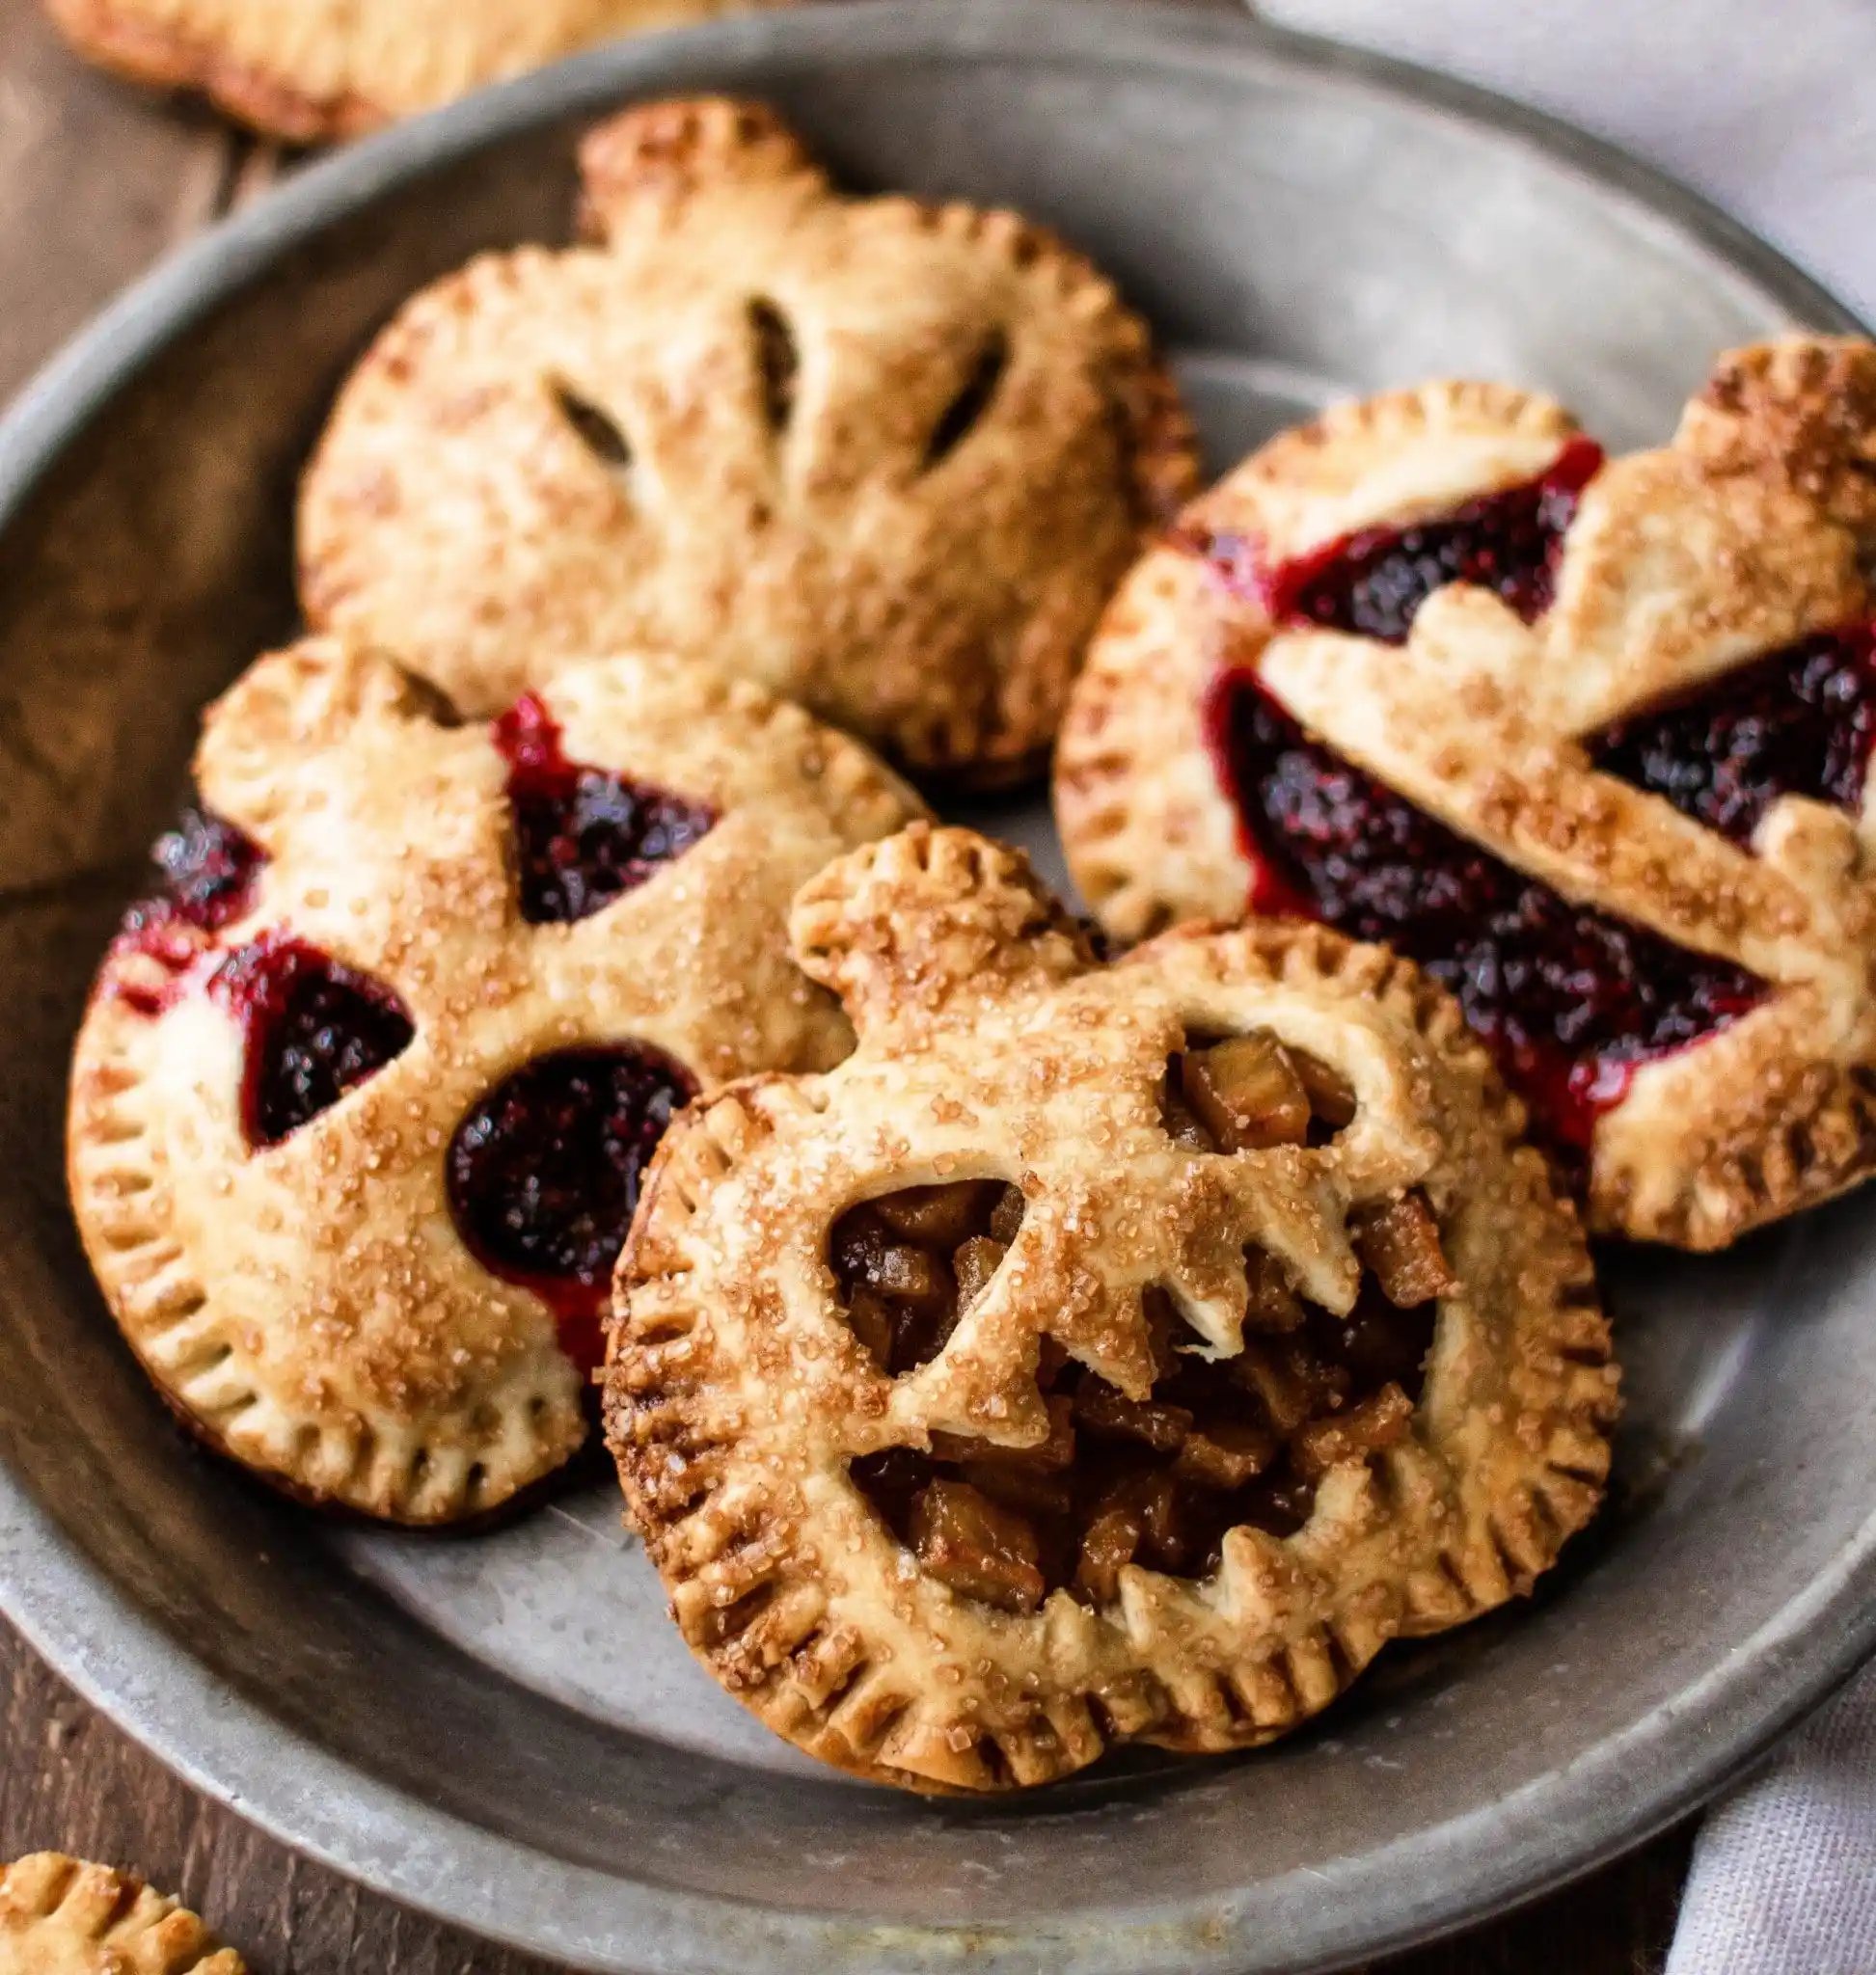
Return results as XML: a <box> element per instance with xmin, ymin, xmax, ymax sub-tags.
<box><xmin>66</xmin><ymin>638</ymin><xmax>922</xmax><ymax>1523</ymax></box>
<box><xmin>1056</xmin><ymin>338</ymin><xmax>1876</xmax><ymax>1249</ymax></box>
<box><xmin>0</xmin><ymin>1853</ymin><xmax>245</xmax><ymax>1974</ymax></box>
<box><xmin>298</xmin><ymin>96</ymin><xmax>1200</xmax><ymax>785</ymax></box>
<box><xmin>605</xmin><ymin>824</ymin><xmax>1616</xmax><ymax>1793</ymax></box>
<box><xmin>41</xmin><ymin>0</ymin><xmax>774</xmax><ymax>144</ymax></box>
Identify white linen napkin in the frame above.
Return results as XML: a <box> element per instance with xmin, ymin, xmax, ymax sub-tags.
<box><xmin>1246</xmin><ymin>1</ymin><xmax>1876</xmax><ymax>1966</ymax></box>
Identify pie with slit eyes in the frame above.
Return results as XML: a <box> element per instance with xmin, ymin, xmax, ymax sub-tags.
<box><xmin>297</xmin><ymin>95</ymin><xmax>1200</xmax><ymax>785</ymax></box>
<box><xmin>42</xmin><ymin>0</ymin><xmax>772</xmax><ymax>144</ymax></box>
<box><xmin>66</xmin><ymin>637</ymin><xmax>922</xmax><ymax>1523</ymax></box>
<box><xmin>0</xmin><ymin>1853</ymin><xmax>245</xmax><ymax>1974</ymax></box>
<box><xmin>1055</xmin><ymin>338</ymin><xmax>1876</xmax><ymax>1250</ymax></box>
<box><xmin>605</xmin><ymin>823</ymin><xmax>1615</xmax><ymax>1793</ymax></box>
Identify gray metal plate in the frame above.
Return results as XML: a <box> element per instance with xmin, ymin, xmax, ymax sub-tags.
<box><xmin>0</xmin><ymin>6</ymin><xmax>1871</xmax><ymax>1972</ymax></box>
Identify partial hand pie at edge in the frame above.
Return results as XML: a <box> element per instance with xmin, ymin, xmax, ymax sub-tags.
<box><xmin>298</xmin><ymin>95</ymin><xmax>1201</xmax><ymax>785</ymax></box>
<box><xmin>0</xmin><ymin>1852</ymin><xmax>246</xmax><ymax>1974</ymax></box>
<box><xmin>1054</xmin><ymin>338</ymin><xmax>1876</xmax><ymax>1250</ymax></box>
<box><xmin>41</xmin><ymin>0</ymin><xmax>778</xmax><ymax>143</ymax></box>
<box><xmin>66</xmin><ymin>636</ymin><xmax>924</xmax><ymax>1524</ymax></box>
<box><xmin>605</xmin><ymin>823</ymin><xmax>1616</xmax><ymax>1794</ymax></box>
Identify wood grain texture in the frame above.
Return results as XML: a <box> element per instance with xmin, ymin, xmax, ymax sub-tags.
<box><xmin>0</xmin><ymin>0</ymin><xmax>1692</xmax><ymax>1965</ymax></box>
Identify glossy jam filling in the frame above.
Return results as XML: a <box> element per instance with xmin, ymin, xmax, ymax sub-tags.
<box><xmin>110</xmin><ymin>809</ymin><xmax>266</xmax><ymax>1015</ymax></box>
<box><xmin>838</xmin><ymin>1069</ymin><xmax>1442</xmax><ymax>1615</ymax></box>
<box><xmin>447</xmin><ymin>1043</ymin><xmax>696</xmax><ymax>1372</ymax></box>
<box><xmin>1205</xmin><ymin>673</ymin><xmax>1766</xmax><ymax>1150</ymax></box>
<box><xmin>1198</xmin><ymin>437</ymin><xmax>1605</xmax><ymax>643</ymax></box>
<box><xmin>494</xmin><ymin>692</ymin><xmax>717</xmax><ymax>925</ymax></box>
<box><xmin>1590</xmin><ymin>624</ymin><xmax>1876</xmax><ymax>846</ymax></box>
<box><xmin>206</xmin><ymin>933</ymin><xmax>414</xmax><ymax>1149</ymax></box>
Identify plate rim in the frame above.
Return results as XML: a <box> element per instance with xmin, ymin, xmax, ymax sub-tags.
<box><xmin>1</xmin><ymin>4</ymin><xmax>1872</xmax><ymax>1969</ymax></box>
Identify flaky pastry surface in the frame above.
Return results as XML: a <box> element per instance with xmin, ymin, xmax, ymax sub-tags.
<box><xmin>298</xmin><ymin>96</ymin><xmax>1199</xmax><ymax>784</ymax></box>
<box><xmin>606</xmin><ymin>824</ymin><xmax>1614</xmax><ymax>1793</ymax></box>
<box><xmin>43</xmin><ymin>0</ymin><xmax>774</xmax><ymax>142</ymax></box>
<box><xmin>0</xmin><ymin>1854</ymin><xmax>244</xmax><ymax>1975</ymax></box>
<box><xmin>1056</xmin><ymin>339</ymin><xmax>1876</xmax><ymax>1248</ymax></box>
<box><xmin>67</xmin><ymin>638</ymin><xmax>922</xmax><ymax>1522</ymax></box>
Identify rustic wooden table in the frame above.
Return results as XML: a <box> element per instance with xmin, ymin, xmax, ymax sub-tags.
<box><xmin>0</xmin><ymin>0</ymin><xmax>1695</xmax><ymax>1965</ymax></box>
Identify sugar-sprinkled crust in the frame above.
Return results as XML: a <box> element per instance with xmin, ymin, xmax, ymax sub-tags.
<box><xmin>1055</xmin><ymin>338</ymin><xmax>1876</xmax><ymax>1249</ymax></box>
<box><xmin>605</xmin><ymin>824</ymin><xmax>1614</xmax><ymax>1793</ymax></box>
<box><xmin>299</xmin><ymin>96</ymin><xmax>1201</xmax><ymax>785</ymax></box>
<box><xmin>41</xmin><ymin>0</ymin><xmax>775</xmax><ymax>144</ymax></box>
<box><xmin>0</xmin><ymin>1853</ymin><xmax>245</xmax><ymax>1974</ymax></box>
<box><xmin>67</xmin><ymin>637</ymin><xmax>924</xmax><ymax>1523</ymax></box>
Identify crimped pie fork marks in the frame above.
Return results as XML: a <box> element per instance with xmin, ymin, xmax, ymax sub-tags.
<box><xmin>0</xmin><ymin>1853</ymin><xmax>246</xmax><ymax>1974</ymax></box>
<box><xmin>41</xmin><ymin>0</ymin><xmax>782</xmax><ymax>144</ymax></box>
<box><xmin>606</xmin><ymin>825</ymin><xmax>1616</xmax><ymax>1793</ymax></box>
<box><xmin>299</xmin><ymin>96</ymin><xmax>1200</xmax><ymax>785</ymax></box>
<box><xmin>1056</xmin><ymin>338</ymin><xmax>1876</xmax><ymax>1248</ymax></box>
<box><xmin>67</xmin><ymin>639</ymin><xmax>922</xmax><ymax>1522</ymax></box>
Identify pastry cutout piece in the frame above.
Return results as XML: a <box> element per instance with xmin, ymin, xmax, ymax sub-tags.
<box><xmin>1056</xmin><ymin>338</ymin><xmax>1876</xmax><ymax>1248</ymax></box>
<box><xmin>0</xmin><ymin>1853</ymin><xmax>245</xmax><ymax>1974</ymax></box>
<box><xmin>299</xmin><ymin>96</ymin><xmax>1201</xmax><ymax>784</ymax></box>
<box><xmin>607</xmin><ymin>824</ymin><xmax>1615</xmax><ymax>1793</ymax></box>
<box><xmin>67</xmin><ymin>637</ymin><xmax>923</xmax><ymax>1523</ymax></box>
<box><xmin>41</xmin><ymin>0</ymin><xmax>777</xmax><ymax>144</ymax></box>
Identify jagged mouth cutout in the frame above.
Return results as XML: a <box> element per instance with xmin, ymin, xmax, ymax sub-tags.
<box><xmin>833</xmin><ymin>1032</ymin><xmax>1446</xmax><ymax>1617</ymax></box>
<box><xmin>1185</xmin><ymin>442</ymin><xmax>1876</xmax><ymax>1156</ymax></box>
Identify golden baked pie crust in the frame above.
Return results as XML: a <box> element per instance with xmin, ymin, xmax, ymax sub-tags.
<box><xmin>42</xmin><ymin>0</ymin><xmax>776</xmax><ymax>143</ymax></box>
<box><xmin>0</xmin><ymin>1853</ymin><xmax>244</xmax><ymax>1975</ymax></box>
<box><xmin>606</xmin><ymin>824</ymin><xmax>1615</xmax><ymax>1793</ymax></box>
<box><xmin>67</xmin><ymin>637</ymin><xmax>923</xmax><ymax>1523</ymax></box>
<box><xmin>1055</xmin><ymin>338</ymin><xmax>1876</xmax><ymax>1249</ymax></box>
<box><xmin>298</xmin><ymin>96</ymin><xmax>1201</xmax><ymax>784</ymax></box>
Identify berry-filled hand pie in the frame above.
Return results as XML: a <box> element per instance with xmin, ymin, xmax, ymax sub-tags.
<box><xmin>42</xmin><ymin>0</ymin><xmax>773</xmax><ymax>144</ymax></box>
<box><xmin>298</xmin><ymin>96</ymin><xmax>1200</xmax><ymax>786</ymax></box>
<box><xmin>0</xmin><ymin>1853</ymin><xmax>245</xmax><ymax>1974</ymax></box>
<box><xmin>67</xmin><ymin>638</ymin><xmax>922</xmax><ymax>1523</ymax></box>
<box><xmin>605</xmin><ymin>825</ymin><xmax>1616</xmax><ymax>1793</ymax></box>
<box><xmin>1056</xmin><ymin>338</ymin><xmax>1876</xmax><ymax>1250</ymax></box>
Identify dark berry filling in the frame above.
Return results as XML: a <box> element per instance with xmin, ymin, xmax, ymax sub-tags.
<box><xmin>837</xmin><ymin>1178</ymin><xmax>1445</xmax><ymax>1613</ymax></box>
<box><xmin>1197</xmin><ymin>436</ymin><xmax>1604</xmax><ymax>643</ymax></box>
<box><xmin>150</xmin><ymin>808</ymin><xmax>265</xmax><ymax>927</ymax></box>
<box><xmin>447</xmin><ymin>1043</ymin><xmax>696</xmax><ymax>1371</ymax></box>
<box><xmin>1204</xmin><ymin>671</ymin><xmax>1766</xmax><ymax>1151</ymax></box>
<box><xmin>207</xmin><ymin>933</ymin><xmax>414</xmax><ymax>1149</ymax></box>
<box><xmin>109</xmin><ymin>809</ymin><xmax>267</xmax><ymax>1015</ymax></box>
<box><xmin>1590</xmin><ymin>624</ymin><xmax>1876</xmax><ymax>846</ymax></box>
<box><xmin>494</xmin><ymin>692</ymin><xmax>717</xmax><ymax>925</ymax></box>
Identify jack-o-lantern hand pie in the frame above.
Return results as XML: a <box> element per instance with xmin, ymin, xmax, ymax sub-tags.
<box><xmin>1056</xmin><ymin>338</ymin><xmax>1876</xmax><ymax>1250</ymax></box>
<box><xmin>605</xmin><ymin>825</ymin><xmax>1616</xmax><ymax>1794</ymax></box>
<box><xmin>66</xmin><ymin>639</ymin><xmax>923</xmax><ymax>1524</ymax></box>
<box><xmin>297</xmin><ymin>96</ymin><xmax>1200</xmax><ymax>785</ymax></box>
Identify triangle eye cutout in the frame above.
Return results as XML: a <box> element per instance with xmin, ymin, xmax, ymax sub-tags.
<box><xmin>209</xmin><ymin>933</ymin><xmax>414</xmax><ymax>1150</ymax></box>
<box><xmin>1590</xmin><ymin>623</ymin><xmax>1876</xmax><ymax>846</ymax></box>
<box><xmin>1194</xmin><ymin>436</ymin><xmax>1605</xmax><ymax>644</ymax></box>
<box><xmin>494</xmin><ymin>692</ymin><xmax>718</xmax><ymax>926</ymax></box>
